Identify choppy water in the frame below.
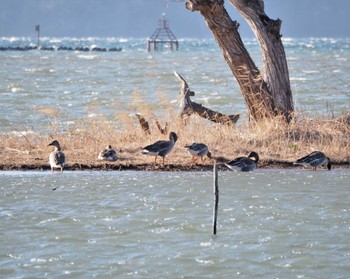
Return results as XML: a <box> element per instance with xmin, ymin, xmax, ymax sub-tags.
<box><xmin>0</xmin><ymin>37</ymin><xmax>349</xmax><ymax>133</ymax></box>
<box><xmin>0</xmin><ymin>169</ymin><xmax>349</xmax><ymax>278</ymax></box>
<box><xmin>1</xmin><ymin>37</ymin><xmax>349</xmax><ymax>277</ymax></box>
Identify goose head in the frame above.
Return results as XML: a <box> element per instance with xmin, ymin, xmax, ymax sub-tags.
<box><xmin>248</xmin><ymin>151</ymin><xmax>259</xmax><ymax>163</ymax></box>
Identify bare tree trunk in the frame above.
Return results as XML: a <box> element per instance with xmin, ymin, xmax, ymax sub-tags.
<box><xmin>229</xmin><ymin>0</ymin><xmax>293</xmax><ymax>119</ymax></box>
<box><xmin>185</xmin><ymin>0</ymin><xmax>294</xmax><ymax>122</ymax></box>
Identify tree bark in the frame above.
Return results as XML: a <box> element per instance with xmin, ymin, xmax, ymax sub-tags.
<box><xmin>175</xmin><ymin>72</ymin><xmax>240</xmax><ymax>125</ymax></box>
<box><xmin>185</xmin><ymin>0</ymin><xmax>294</xmax><ymax>122</ymax></box>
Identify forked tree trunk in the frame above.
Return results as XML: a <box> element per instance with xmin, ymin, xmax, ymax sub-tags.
<box><xmin>186</xmin><ymin>0</ymin><xmax>294</xmax><ymax>122</ymax></box>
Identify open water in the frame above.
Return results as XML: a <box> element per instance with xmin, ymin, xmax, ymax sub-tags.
<box><xmin>1</xmin><ymin>169</ymin><xmax>349</xmax><ymax>278</ymax></box>
<box><xmin>0</xmin><ymin>37</ymin><xmax>349</xmax><ymax>133</ymax></box>
<box><xmin>0</xmin><ymin>37</ymin><xmax>349</xmax><ymax>278</ymax></box>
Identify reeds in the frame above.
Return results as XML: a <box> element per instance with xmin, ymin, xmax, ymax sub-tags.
<box><xmin>0</xmin><ymin>108</ymin><xmax>349</xmax><ymax>170</ymax></box>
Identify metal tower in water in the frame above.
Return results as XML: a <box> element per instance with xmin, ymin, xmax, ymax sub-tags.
<box><xmin>147</xmin><ymin>14</ymin><xmax>179</xmax><ymax>51</ymax></box>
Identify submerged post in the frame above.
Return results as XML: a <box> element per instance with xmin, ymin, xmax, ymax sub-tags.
<box><xmin>212</xmin><ymin>164</ymin><xmax>219</xmax><ymax>235</ymax></box>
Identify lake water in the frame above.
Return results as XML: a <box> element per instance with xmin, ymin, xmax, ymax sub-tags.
<box><xmin>1</xmin><ymin>169</ymin><xmax>349</xmax><ymax>278</ymax></box>
<box><xmin>0</xmin><ymin>37</ymin><xmax>349</xmax><ymax>133</ymax></box>
<box><xmin>1</xmin><ymin>37</ymin><xmax>349</xmax><ymax>278</ymax></box>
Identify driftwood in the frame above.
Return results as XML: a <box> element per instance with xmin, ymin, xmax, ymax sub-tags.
<box><xmin>136</xmin><ymin>71</ymin><xmax>239</xmax><ymax>134</ymax></box>
<box><xmin>135</xmin><ymin>113</ymin><xmax>168</xmax><ymax>135</ymax></box>
<box><xmin>174</xmin><ymin>71</ymin><xmax>239</xmax><ymax>125</ymax></box>
<box><xmin>154</xmin><ymin>118</ymin><xmax>169</xmax><ymax>135</ymax></box>
<box><xmin>135</xmin><ymin>113</ymin><xmax>151</xmax><ymax>135</ymax></box>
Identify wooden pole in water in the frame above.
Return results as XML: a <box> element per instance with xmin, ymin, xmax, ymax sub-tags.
<box><xmin>212</xmin><ymin>164</ymin><xmax>219</xmax><ymax>235</ymax></box>
<box><xmin>35</xmin><ymin>24</ymin><xmax>40</xmax><ymax>48</ymax></box>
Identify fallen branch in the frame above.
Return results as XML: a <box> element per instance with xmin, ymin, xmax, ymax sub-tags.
<box><xmin>174</xmin><ymin>72</ymin><xmax>240</xmax><ymax>125</ymax></box>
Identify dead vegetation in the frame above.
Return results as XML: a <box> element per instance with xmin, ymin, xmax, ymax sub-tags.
<box><xmin>0</xmin><ymin>109</ymin><xmax>349</xmax><ymax>170</ymax></box>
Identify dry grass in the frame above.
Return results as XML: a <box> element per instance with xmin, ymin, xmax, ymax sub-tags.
<box><xmin>0</xmin><ymin>108</ymin><xmax>349</xmax><ymax>170</ymax></box>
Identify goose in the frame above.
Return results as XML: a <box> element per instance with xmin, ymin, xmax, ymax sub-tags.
<box><xmin>225</xmin><ymin>151</ymin><xmax>259</xmax><ymax>172</ymax></box>
<box><xmin>294</xmin><ymin>151</ymin><xmax>331</xmax><ymax>170</ymax></box>
<box><xmin>98</xmin><ymin>145</ymin><xmax>117</xmax><ymax>161</ymax></box>
<box><xmin>184</xmin><ymin>143</ymin><xmax>211</xmax><ymax>164</ymax></box>
<box><xmin>48</xmin><ymin>140</ymin><xmax>65</xmax><ymax>173</ymax></box>
<box><xmin>142</xmin><ymin>132</ymin><xmax>177</xmax><ymax>165</ymax></box>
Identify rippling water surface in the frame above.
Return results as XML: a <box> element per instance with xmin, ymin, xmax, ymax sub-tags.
<box><xmin>0</xmin><ymin>37</ymin><xmax>349</xmax><ymax>132</ymax></box>
<box><xmin>1</xmin><ymin>169</ymin><xmax>349</xmax><ymax>278</ymax></box>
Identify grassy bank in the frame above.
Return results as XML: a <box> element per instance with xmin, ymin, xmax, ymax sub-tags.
<box><xmin>0</xmin><ymin>111</ymin><xmax>349</xmax><ymax>171</ymax></box>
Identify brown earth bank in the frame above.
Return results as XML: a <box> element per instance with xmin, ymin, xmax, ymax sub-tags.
<box><xmin>0</xmin><ymin>161</ymin><xmax>348</xmax><ymax>172</ymax></box>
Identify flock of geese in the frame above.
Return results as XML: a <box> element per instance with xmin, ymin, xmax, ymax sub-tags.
<box><xmin>47</xmin><ymin>131</ymin><xmax>332</xmax><ymax>173</ymax></box>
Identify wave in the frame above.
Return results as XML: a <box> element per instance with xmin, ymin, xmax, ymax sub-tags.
<box><xmin>0</xmin><ymin>45</ymin><xmax>122</xmax><ymax>52</ymax></box>
<box><xmin>0</xmin><ymin>37</ymin><xmax>125</xmax><ymax>52</ymax></box>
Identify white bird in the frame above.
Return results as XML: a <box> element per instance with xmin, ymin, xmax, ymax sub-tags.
<box><xmin>98</xmin><ymin>145</ymin><xmax>117</xmax><ymax>161</ymax></box>
<box><xmin>225</xmin><ymin>151</ymin><xmax>259</xmax><ymax>172</ymax></box>
<box><xmin>185</xmin><ymin>143</ymin><xmax>211</xmax><ymax>164</ymax></box>
<box><xmin>142</xmin><ymin>132</ymin><xmax>178</xmax><ymax>165</ymax></box>
<box><xmin>294</xmin><ymin>151</ymin><xmax>331</xmax><ymax>171</ymax></box>
<box><xmin>48</xmin><ymin>140</ymin><xmax>65</xmax><ymax>173</ymax></box>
